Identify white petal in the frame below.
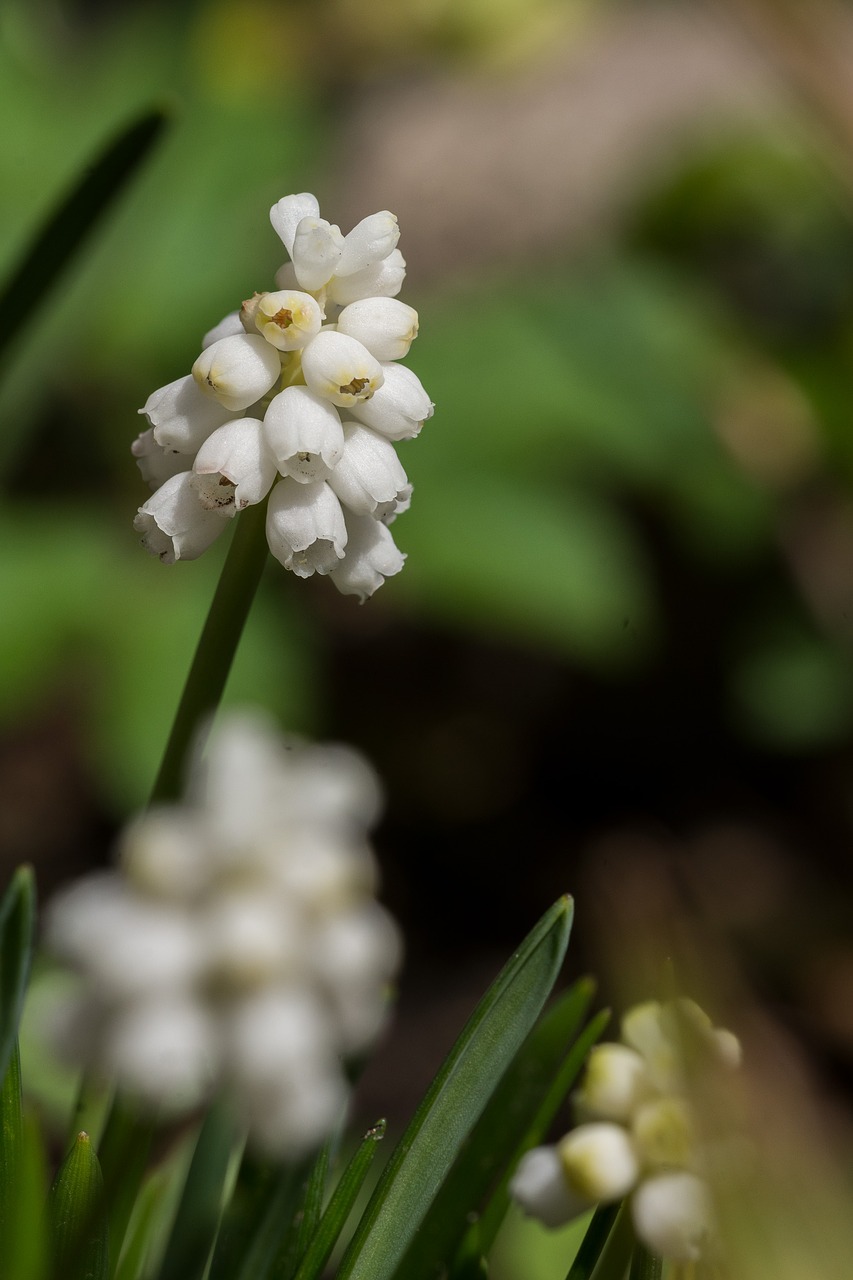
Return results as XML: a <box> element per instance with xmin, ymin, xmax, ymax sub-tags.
<box><xmin>326</xmin><ymin>249</ymin><xmax>406</xmax><ymax>307</ymax></box>
<box><xmin>631</xmin><ymin>1172</ymin><xmax>713</xmax><ymax>1262</ymax></box>
<box><xmin>266</xmin><ymin>477</ymin><xmax>347</xmax><ymax>577</ymax></box>
<box><xmin>336</xmin><ymin>297</ymin><xmax>418</xmax><ymax>362</ymax></box>
<box><xmin>202</xmin><ymin>310</ymin><xmax>244</xmax><ymax>349</ymax></box>
<box><xmin>105</xmin><ymin>997</ymin><xmax>215</xmax><ymax>1110</ymax></box>
<box><xmin>558</xmin><ymin>1123</ymin><xmax>640</xmax><ymax>1203</ymax></box>
<box><xmin>574</xmin><ymin>1044</ymin><xmax>651</xmax><ymax>1123</ymax></box>
<box><xmin>140</xmin><ymin>374</ymin><xmax>236</xmax><ymax>452</ymax></box>
<box><xmin>134</xmin><ymin>472</ymin><xmax>228</xmax><ymax>563</ymax></box>
<box><xmin>337</xmin><ymin>211</ymin><xmax>400</xmax><ymax>277</ymax></box>
<box><xmin>270</xmin><ymin>193</ymin><xmax>321</xmax><ymax>255</ymax></box>
<box><xmin>510</xmin><ymin>1147</ymin><xmax>583</xmax><ymax>1229</ymax></box>
<box><xmin>192</xmin><ymin>417</ymin><xmax>277</xmax><ymax>513</ymax></box>
<box><xmin>347</xmin><ymin>362</ymin><xmax>432</xmax><ymax>440</ymax></box>
<box><xmin>131</xmin><ymin>428</ymin><xmax>191</xmax><ymax>490</ymax></box>
<box><xmin>301</xmin><ymin>331</ymin><xmax>383</xmax><ymax>409</ymax></box>
<box><xmin>327</xmin><ymin>421</ymin><xmax>408</xmax><ymax>518</ymax></box>
<box><xmin>292</xmin><ymin>217</ymin><xmax>345</xmax><ymax>292</ymax></box>
<box><xmin>119</xmin><ymin>809</ymin><xmax>210</xmax><ymax>901</ymax></box>
<box><xmin>330</xmin><ymin>512</ymin><xmax>405</xmax><ymax>601</ymax></box>
<box><xmin>202</xmin><ymin>891</ymin><xmax>303</xmax><ymax>989</ymax></box>
<box><xmin>192</xmin><ymin>333</ymin><xmax>281</xmax><ymax>412</ymax></box>
<box><xmin>263</xmin><ymin>387</ymin><xmax>345</xmax><ymax>483</ymax></box>
<box><xmin>254</xmin><ymin>290</ymin><xmax>324</xmax><ymax>351</ymax></box>
<box><xmin>227</xmin><ymin>987</ymin><xmax>335</xmax><ymax>1086</ymax></box>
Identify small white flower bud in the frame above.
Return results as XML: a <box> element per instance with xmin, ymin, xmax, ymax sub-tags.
<box><xmin>140</xmin><ymin>374</ymin><xmax>236</xmax><ymax>453</ymax></box>
<box><xmin>263</xmin><ymin>387</ymin><xmax>345</xmax><ymax>484</ymax></box>
<box><xmin>301</xmin><ymin>331</ymin><xmax>384</xmax><ymax>409</ymax></box>
<box><xmin>203</xmin><ymin>892</ymin><xmax>303</xmax><ymax>990</ymax></box>
<box><xmin>348</xmin><ymin>362</ymin><xmax>433</xmax><ymax>440</ymax></box>
<box><xmin>192</xmin><ymin>333</ymin><xmax>281</xmax><ymax>411</ymax></box>
<box><xmin>202</xmin><ymin>310</ymin><xmax>244</xmax><ymax>349</ymax></box>
<box><xmin>292</xmin><ymin>217</ymin><xmax>345</xmax><ymax>292</ymax></box>
<box><xmin>621</xmin><ymin>1001</ymin><xmax>680</xmax><ymax>1093</ymax></box>
<box><xmin>632</xmin><ymin>1097</ymin><xmax>694</xmax><ymax>1171</ymax></box>
<box><xmin>575</xmin><ymin>1043</ymin><xmax>651</xmax><ymax>1123</ymax></box>
<box><xmin>191</xmin><ymin>417</ymin><xmax>277</xmax><ymax>514</ymax></box>
<box><xmin>119</xmin><ymin>810</ymin><xmax>208</xmax><ymax>901</ymax></box>
<box><xmin>266</xmin><ymin>477</ymin><xmax>347</xmax><ymax>577</ymax></box>
<box><xmin>105</xmin><ymin>997</ymin><xmax>215</xmax><ymax>1110</ymax></box>
<box><xmin>336</xmin><ymin>297</ymin><xmax>419</xmax><ymax>362</ymax></box>
<box><xmin>326</xmin><ymin>249</ymin><xmax>407</xmax><ymax>307</ymax></box>
<box><xmin>558</xmin><ymin>1123</ymin><xmax>640</xmax><ymax>1203</ymax></box>
<box><xmin>337</xmin><ymin>212</ymin><xmax>400</xmax><ymax>277</ymax></box>
<box><xmin>509</xmin><ymin>1146</ymin><xmax>582</xmax><ymax>1229</ymax></box>
<box><xmin>270</xmin><ymin>193</ymin><xmax>321</xmax><ymax>256</ymax></box>
<box><xmin>254</xmin><ymin>290</ymin><xmax>324</xmax><ymax>351</ymax></box>
<box><xmin>131</xmin><ymin>428</ymin><xmax>191</xmax><ymax>490</ymax></box>
<box><xmin>328</xmin><ymin>421</ymin><xmax>409</xmax><ymax>519</ymax></box>
<box><xmin>330</xmin><ymin>512</ymin><xmax>405</xmax><ymax>601</ymax></box>
<box><xmin>134</xmin><ymin>472</ymin><xmax>228</xmax><ymax>563</ymax></box>
<box><xmin>631</xmin><ymin>1171</ymin><xmax>713</xmax><ymax>1262</ymax></box>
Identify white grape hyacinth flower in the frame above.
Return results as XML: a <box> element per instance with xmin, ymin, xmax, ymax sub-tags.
<box><xmin>509</xmin><ymin>996</ymin><xmax>741</xmax><ymax>1263</ymax></box>
<box><xmin>44</xmin><ymin>710</ymin><xmax>401</xmax><ymax>1157</ymax></box>
<box><xmin>134</xmin><ymin>193</ymin><xmax>432</xmax><ymax>594</ymax></box>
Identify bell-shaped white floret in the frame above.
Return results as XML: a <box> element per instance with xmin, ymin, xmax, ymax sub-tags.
<box><xmin>326</xmin><ymin>249</ymin><xmax>407</xmax><ymax>307</ymax></box>
<box><xmin>254</xmin><ymin>289</ymin><xmax>324</xmax><ymax>351</ymax></box>
<box><xmin>336</xmin><ymin>298</ymin><xmax>418</xmax><ymax>362</ymax></box>
<box><xmin>328</xmin><ymin>421</ymin><xmax>409</xmax><ymax>519</ymax></box>
<box><xmin>192</xmin><ymin>333</ymin><xmax>281</xmax><ymax>412</ymax></box>
<box><xmin>134</xmin><ymin>472</ymin><xmax>228</xmax><ymax>563</ymax></box>
<box><xmin>291</xmin><ymin>217</ymin><xmax>345</xmax><ymax>292</ymax></box>
<box><xmin>119</xmin><ymin>809</ymin><xmax>209</xmax><ymax>901</ymax></box>
<box><xmin>202</xmin><ymin>310</ymin><xmax>244</xmax><ymax>349</ymax></box>
<box><xmin>631</xmin><ymin>1172</ymin><xmax>713</xmax><ymax>1262</ymax></box>
<box><xmin>191</xmin><ymin>417</ymin><xmax>277</xmax><ymax>514</ymax></box>
<box><xmin>263</xmin><ymin>387</ymin><xmax>345</xmax><ymax>484</ymax></box>
<box><xmin>131</xmin><ymin>428</ymin><xmax>191</xmax><ymax>490</ymax></box>
<box><xmin>266</xmin><ymin>477</ymin><xmax>347</xmax><ymax>577</ymax></box>
<box><xmin>348</xmin><ymin>362</ymin><xmax>432</xmax><ymax>440</ymax></box>
<box><xmin>202</xmin><ymin>892</ymin><xmax>304</xmax><ymax>991</ymax></box>
<box><xmin>140</xmin><ymin>374</ymin><xmax>236</xmax><ymax>453</ymax></box>
<box><xmin>337</xmin><ymin>211</ymin><xmax>400</xmax><ymax>277</ymax></box>
<box><xmin>330</xmin><ymin>512</ymin><xmax>405</xmax><ymax>601</ymax></box>
<box><xmin>558</xmin><ymin>1123</ymin><xmax>640</xmax><ymax>1203</ymax></box>
<box><xmin>510</xmin><ymin>1146</ymin><xmax>583</xmax><ymax>1229</ymax></box>
<box><xmin>575</xmin><ymin>1043</ymin><xmax>651</xmax><ymax>1123</ymax></box>
<box><xmin>270</xmin><ymin>193</ymin><xmax>321</xmax><ymax>256</ymax></box>
<box><xmin>632</xmin><ymin>1097</ymin><xmax>694</xmax><ymax>1171</ymax></box>
<box><xmin>105</xmin><ymin>997</ymin><xmax>215</xmax><ymax>1110</ymax></box>
<box><xmin>301</xmin><ymin>331</ymin><xmax>384</xmax><ymax>409</ymax></box>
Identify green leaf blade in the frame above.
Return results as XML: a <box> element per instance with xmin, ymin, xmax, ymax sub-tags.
<box><xmin>0</xmin><ymin>865</ymin><xmax>36</xmax><ymax>1086</ymax></box>
<box><xmin>337</xmin><ymin>896</ymin><xmax>574</xmax><ymax>1280</ymax></box>
<box><xmin>48</xmin><ymin>1130</ymin><xmax>110</xmax><ymax>1280</ymax></box>
<box><xmin>293</xmin><ymin>1120</ymin><xmax>385</xmax><ymax>1280</ymax></box>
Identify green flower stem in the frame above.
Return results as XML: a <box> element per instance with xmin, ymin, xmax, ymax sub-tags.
<box><xmin>565</xmin><ymin>1204</ymin><xmax>621</xmax><ymax>1280</ymax></box>
<box><xmin>150</xmin><ymin>501</ymin><xmax>269</xmax><ymax>803</ymax></box>
<box><xmin>628</xmin><ymin>1241</ymin><xmax>663</xmax><ymax>1280</ymax></box>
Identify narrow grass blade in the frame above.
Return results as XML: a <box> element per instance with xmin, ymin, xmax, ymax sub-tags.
<box><xmin>274</xmin><ymin>1139</ymin><xmax>330</xmax><ymax>1278</ymax></box>
<box><xmin>336</xmin><ymin>896</ymin><xmax>574</xmax><ymax>1280</ymax></box>
<box><xmin>48</xmin><ymin>1130</ymin><xmax>110</xmax><ymax>1280</ymax></box>
<box><xmin>0</xmin><ymin>1042</ymin><xmax>24</xmax><ymax>1256</ymax></box>
<box><xmin>293</xmin><ymin>1120</ymin><xmax>385</xmax><ymax>1280</ymax></box>
<box><xmin>393</xmin><ymin>978</ymin><xmax>596</xmax><ymax>1280</ymax></box>
<box><xmin>628</xmin><ymin>1242</ymin><xmax>662</xmax><ymax>1280</ymax></box>
<box><xmin>208</xmin><ymin>1150</ymin><xmax>315</xmax><ymax>1280</ymax></box>
<box><xmin>0</xmin><ymin>866</ymin><xmax>36</xmax><ymax>1085</ymax></box>
<box><xmin>97</xmin><ymin>1097</ymin><xmax>155</xmax><ymax>1277</ymax></box>
<box><xmin>155</xmin><ymin>1102</ymin><xmax>236</xmax><ymax>1280</ymax></box>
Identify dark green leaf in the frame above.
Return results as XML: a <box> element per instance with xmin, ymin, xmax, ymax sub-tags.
<box><xmin>395</xmin><ymin>979</ymin><xmax>596</xmax><ymax>1280</ymax></box>
<box><xmin>274</xmin><ymin>1139</ymin><xmax>330</xmax><ymax>1279</ymax></box>
<box><xmin>208</xmin><ymin>1150</ymin><xmax>315</xmax><ymax>1280</ymax></box>
<box><xmin>0</xmin><ymin>1042</ymin><xmax>23</xmax><ymax>1256</ymax></box>
<box><xmin>0</xmin><ymin>866</ymin><xmax>36</xmax><ymax>1086</ymax></box>
<box><xmin>336</xmin><ymin>897</ymin><xmax>573</xmax><ymax>1280</ymax></box>
<box><xmin>293</xmin><ymin>1120</ymin><xmax>385</xmax><ymax>1280</ymax></box>
<box><xmin>48</xmin><ymin>1130</ymin><xmax>110</xmax><ymax>1280</ymax></box>
<box><xmin>97</xmin><ymin>1096</ymin><xmax>155</xmax><ymax>1277</ymax></box>
<box><xmin>155</xmin><ymin>1101</ymin><xmax>236</xmax><ymax>1280</ymax></box>
<box><xmin>566</xmin><ymin>1204</ymin><xmax>630</xmax><ymax>1280</ymax></box>
<box><xmin>628</xmin><ymin>1241</ymin><xmax>662</xmax><ymax>1280</ymax></box>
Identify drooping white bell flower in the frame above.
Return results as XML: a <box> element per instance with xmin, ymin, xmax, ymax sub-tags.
<box><xmin>330</xmin><ymin>512</ymin><xmax>405</xmax><ymax>602</ymax></box>
<box><xmin>134</xmin><ymin>472</ymin><xmax>229</xmax><ymax>563</ymax></box>
<box><xmin>140</xmin><ymin>374</ymin><xmax>237</xmax><ymax>453</ymax></box>
<box><xmin>192</xmin><ymin>333</ymin><xmax>281</xmax><ymax>412</ymax></box>
<box><xmin>327</xmin><ymin>421</ymin><xmax>410</xmax><ymax>520</ymax></box>
<box><xmin>336</xmin><ymin>211</ymin><xmax>400</xmax><ymax>277</ymax></box>
<box><xmin>269</xmin><ymin>193</ymin><xmax>321</xmax><ymax>256</ymax></box>
<box><xmin>191</xmin><ymin>417</ymin><xmax>277</xmax><ymax>515</ymax></box>
<box><xmin>558</xmin><ymin>1124</ymin><xmax>640</xmax><ymax>1203</ymax></box>
<box><xmin>631</xmin><ymin>1172</ymin><xmax>713</xmax><ymax>1263</ymax></box>
<box><xmin>131</xmin><ymin>428</ymin><xmax>192</xmax><ymax>490</ymax></box>
<box><xmin>263</xmin><ymin>386</ymin><xmax>345</xmax><ymax>484</ymax></box>
<box><xmin>326</xmin><ymin>248</ymin><xmax>407</xmax><ymax>308</ymax></box>
<box><xmin>348</xmin><ymin>361</ymin><xmax>433</xmax><ymax>440</ymax></box>
<box><xmin>336</xmin><ymin>297</ymin><xmax>419</xmax><ymax>362</ymax></box>
<box><xmin>254</xmin><ymin>289</ymin><xmax>324</xmax><ymax>351</ymax></box>
<box><xmin>510</xmin><ymin>1147</ymin><xmax>585</xmax><ymax>1230</ymax></box>
<box><xmin>301</xmin><ymin>331</ymin><xmax>384</xmax><ymax>409</ymax></box>
<box><xmin>265</xmin><ymin>477</ymin><xmax>348</xmax><ymax>577</ymax></box>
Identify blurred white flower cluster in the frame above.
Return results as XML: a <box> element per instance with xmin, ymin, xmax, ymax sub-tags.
<box><xmin>510</xmin><ymin>998</ymin><xmax>741</xmax><ymax>1263</ymax></box>
<box><xmin>45</xmin><ymin>711</ymin><xmax>401</xmax><ymax>1156</ymax></box>
<box><xmin>133</xmin><ymin>194</ymin><xmax>433</xmax><ymax>600</ymax></box>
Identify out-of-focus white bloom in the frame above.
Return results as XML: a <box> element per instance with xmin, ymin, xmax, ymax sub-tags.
<box><xmin>330</xmin><ymin>512</ymin><xmax>406</xmax><ymax>602</ymax></box>
<box><xmin>45</xmin><ymin>710</ymin><xmax>401</xmax><ymax>1156</ymax></box>
<box><xmin>133</xmin><ymin>472</ymin><xmax>229</xmax><ymax>563</ymax></box>
<box><xmin>510</xmin><ymin>996</ymin><xmax>741</xmax><ymax>1263</ymax></box>
<box><xmin>265</xmin><ymin>477</ymin><xmax>347</xmax><ymax>577</ymax></box>
<box><xmin>192</xmin><ymin>334</ymin><xmax>281</xmax><ymax>412</ymax></box>
<box><xmin>134</xmin><ymin>193</ymin><xmax>430</xmax><ymax>597</ymax></box>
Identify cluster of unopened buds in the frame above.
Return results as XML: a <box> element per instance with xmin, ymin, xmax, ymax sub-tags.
<box><xmin>510</xmin><ymin>998</ymin><xmax>742</xmax><ymax>1263</ymax></box>
<box><xmin>132</xmin><ymin>194</ymin><xmax>433</xmax><ymax>600</ymax></box>
<box><xmin>44</xmin><ymin>710</ymin><xmax>401</xmax><ymax>1156</ymax></box>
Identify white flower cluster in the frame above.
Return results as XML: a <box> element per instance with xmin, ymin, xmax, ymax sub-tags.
<box><xmin>133</xmin><ymin>194</ymin><xmax>433</xmax><ymax>600</ymax></box>
<box><xmin>44</xmin><ymin>711</ymin><xmax>401</xmax><ymax>1156</ymax></box>
<box><xmin>510</xmin><ymin>998</ymin><xmax>742</xmax><ymax>1262</ymax></box>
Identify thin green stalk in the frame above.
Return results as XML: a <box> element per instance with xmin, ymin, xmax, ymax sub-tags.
<box><xmin>566</xmin><ymin>1204</ymin><xmax>621</xmax><ymax>1280</ymax></box>
<box><xmin>150</xmin><ymin>501</ymin><xmax>269</xmax><ymax>802</ymax></box>
<box><xmin>628</xmin><ymin>1240</ymin><xmax>662</xmax><ymax>1280</ymax></box>
<box><xmin>589</xmin><ymin>1205</ymin><xmax>633</xmax><ymax>1280</ymax></box>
